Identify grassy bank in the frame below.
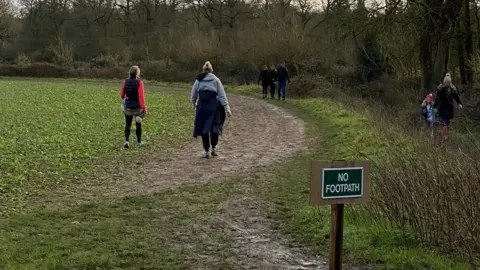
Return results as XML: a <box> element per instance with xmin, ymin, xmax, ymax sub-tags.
<box><xmin>231</xmin><ymin>85</ymin><xmax>474</xmax><ymax>269</ymax></box>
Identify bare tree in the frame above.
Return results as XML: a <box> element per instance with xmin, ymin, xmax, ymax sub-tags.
<box><xmin>0</xmin><ymin>0</ymin><xmax>14</xmax><ymax>41</ymax></box>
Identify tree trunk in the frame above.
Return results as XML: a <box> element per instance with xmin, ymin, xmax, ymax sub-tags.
<box><xmin>432</xmin><ymin>37</ymin><xmax>450</xmax><ymax>86</ymax></box>
<box><xmin>476</xmin><ymin>2</ymin><xmax>480</xmax><ymax>52</ymax></box>
<box><xmin>419</xmin><ymin>0</ymin><xmax>463</xmax><ymax>91</ymax></box>
<box><xmin>420</xmin><ymin>31</ymin><xmax>434</xmax><ymax>91</ymax></box>
<box><xmin>445</xmin><ymin>37</ymin><xmax>451</xmax><ymax>72</ymax></box>
<box><xmin>457</xmin><ymin>31</ymin><xmax>468</xmax><ymax>84</ymax></box>
<box><xmin>465</xmin><ymin>0</ymin><xmax>474</xmax><ymax>83</ymax></box>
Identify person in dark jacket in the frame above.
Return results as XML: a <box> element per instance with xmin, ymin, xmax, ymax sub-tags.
<box><xmin>433</xmin><ymin>73</ymin><xmax>463</xmax><ymax>142</ymax></box>
<box><xmin>268</xmin><ymin>64</ymin><xmax>277</xmax><ymax>99</ymax></box>
<box><xmin>277</xmin><ymin>62</ymin><xmax>290</xmax><ymax>102</ymax></box>
<box><xmin>191</xmin><ymin>61</ymin><xmax>232</xmax><ymax>158</ymax></box>
<box><xmin>121</xmin><ymin>65</ymin><xmax>147</xmax><ymax>149</ymax></box>
<box><xmin>258</xmin><ymin>65</ymin><xmax>269</xmax><ymax>99</ymax></box>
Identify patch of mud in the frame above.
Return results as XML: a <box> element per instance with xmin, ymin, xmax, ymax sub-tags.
<box><xmin>212</xmin><ymin>197</ymin><xmax>325</xmax><ymax>269</ymax></box>
<box><xmin>204</xmin><ymin>197</ymin><xmax>368</xmax><ymax>270</ymax></box>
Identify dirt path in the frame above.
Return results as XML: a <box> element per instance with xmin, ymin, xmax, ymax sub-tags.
<box><xmin>42</xmin><ymin>94</ymin><xmax>306</xmax><ymax>203</ymax></box>
<box><xmin>213</xmin><ymin>197</ymin><xmax>325</xmax><ymax>269</ymax></box>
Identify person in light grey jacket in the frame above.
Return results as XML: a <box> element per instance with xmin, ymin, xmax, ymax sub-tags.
<box><xmin>191</xmin><ymin>61</ymin><xmax>232</xmax><ymax>158</ymax></box>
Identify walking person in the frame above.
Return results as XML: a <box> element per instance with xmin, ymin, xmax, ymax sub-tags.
<box><xmin>421</xmin><ymin>93</ymin><xmax>436</xmax><ymax>138</ymax></box>
<box><xmin>121</xmin><ymin>65</ymin><xmax>147</xmax><ymax>148</ymax></box>
<box><xmin>258</xmin><ymin>65</ymin><xmax>269</xmax><ymax>99</ymax></box>
<box><xmin>268</xmin><ymin>64</ymin><xmax>277</xmax><ymax>99</ymax></box>
<box><xmin>277</xmin><ymin>61</ymin><xmax>290</xmax><ymax>102</ymax></box>
<box><xmin>191</xmin><ymin>61</ymin><xmax>232</xmax><ymax>158</ymax></box>
<box><xmin>433</xmin><ymin>73</ymin><xmax>463</xmax><ymax>142</ymax></box>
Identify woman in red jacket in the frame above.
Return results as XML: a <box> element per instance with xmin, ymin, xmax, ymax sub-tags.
<box><xmin>120</xmin><ymin>65</ymin><xmax>147</xmax><ymax>148</ymax></box>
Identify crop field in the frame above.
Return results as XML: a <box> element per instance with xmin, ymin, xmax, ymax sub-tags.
<box><xmin>0</xmin><ymin>81</ymin><xmax>192</xmax><ymax>196</ymax></box>
<box><xmin>0</xmin><ymin>79</ymin><xmax>474</xmax><ymax>269</ymax></box>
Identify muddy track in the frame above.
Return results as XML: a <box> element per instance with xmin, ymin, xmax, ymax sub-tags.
<box><xmin>40</xmin><ymin>93</ymin><xmax>306</xmax><ymax>204</ymax></box>
<box><xmin>5</xmin><ymin>78</ymin><xmax>307</xmax><ymax>205</ymax></box>
<box><xmin>4</xmin><ymin>77</ymin><xmax>306</xmax><ymax>204</ymax></box>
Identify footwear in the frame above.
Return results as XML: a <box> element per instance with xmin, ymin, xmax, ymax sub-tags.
<box><xmin>211</xmin><ymin>148</ymin><xmax>218</xmax><ymax>157</ymax></box>
<box><xmin>136</xmin><ymin>141</ymin><xmax>145</xmax><ymax>147</ymax></box>
<box><xmin>124</xmin><ymin>142</ymin><xmax>129</xmax><ymax>149</ymax></box>
<box><xmin>203</xmin><ymin>151</ymin><xmax>210</xmax><ymax>159</ymax></box>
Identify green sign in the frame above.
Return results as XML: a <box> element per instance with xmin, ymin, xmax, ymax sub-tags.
<box><xmin>322</xmin><ymin>167</ymin><xmax>363</xmax><ymax>199</ymax></box>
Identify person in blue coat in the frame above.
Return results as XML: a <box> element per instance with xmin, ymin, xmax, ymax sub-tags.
<box><xmin>191</xmin><ymin>61</ymin><xmax>232</xmax><ymax>158</ymax></box>
<box><xmin>421</xmin><ymin>93</ymin><xmax>436</xmax><ymax>138</ymax></box>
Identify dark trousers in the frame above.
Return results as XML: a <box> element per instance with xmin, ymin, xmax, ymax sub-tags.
<box><xmin>278</xmin><ymin>81</ymin><xmax>287</xmax><ymax>100</ymax></box>
<box><xmin>262</xmin><ymin>84</ymin><xmax>268</xmax><ymax>98</ymax></box>
<box><xmin>269</xmin><ymin>82</ymin><xmax>276</xmax><ymax>98</ymax></box>
<box><xmin>201</xmin><ymin>132</ymin><xmax>219</xmax><ymax>152</ymax></box>
<box><xmin>125</xmin><ymin>115</ymin><xmax>142</xmax><ymax>142</ymax></box>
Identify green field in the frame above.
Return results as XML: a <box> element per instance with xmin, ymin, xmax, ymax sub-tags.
<box><xmin>0</xmin><ymin>81</ymin><xmax>192</xmax><ymax>195</ymax></box>
<box><xmin>0</xmin><ymin>80</ymin><xmax>474</xmax><ymax>269</ymax></box>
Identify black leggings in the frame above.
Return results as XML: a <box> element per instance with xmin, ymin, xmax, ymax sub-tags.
<box><xmin>201</xmin><ymin>132</ymin><xmax>219</xmax><ymax>152</ymax></box>
<box><xmin>262</xmin><ymin>84</ymin><xmax>268</xmax><ymax>97</ymax></box>
<box><xmin>125</xmin><ymin>115</ymin><xmax>142</xmax><ymax>143</ymax></box>
<box><xmin>269</xmin><ymin>82</ymin><xmax>276</xmax><ymax>98</ymax></box>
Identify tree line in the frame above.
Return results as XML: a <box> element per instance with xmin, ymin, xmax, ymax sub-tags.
<box><xmin>0</xmin><ymin>0</ymin><xmax>480</xmax><ymax>89</ymax></box>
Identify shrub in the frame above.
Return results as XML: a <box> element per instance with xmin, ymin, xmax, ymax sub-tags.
<box><xmin>355</xmin><ymin>30</ymin><xmax>391</xmax><ymax>83</ymax></box>
<box><xmin>0</xmin><ymin>65</ymin><xmax>19</xmax><ymax>76</ymax></box>
<box><xmin>19</xmin><ymin>63</ymin><xmax>76</xmax><ymax>77</ymax></box>
<box><xmin>138</xmin><ymin>60</ymin><xmax>197</xmax><ymax>82</ymax></box>
<box><xmin>367</xmin><ymin>135</ymin><xmax>480</xmax><ymax>260</ymax></box>
<box><xmin>50</xmin><ymin>39</ymin><xmax>74</xmax><ymax>67</ymax></box>
<box><xmin>14</xmin><ymin>53</ymin><xmax>31</xmax><ymax>67</ymax></box>
<box><xmin>221</xmin><ymin>60</ymin><xmax>258</xmax><ymax>85</ymax></box>
<box><xmin>288</xmin><ymin>74</ymin><xmax>336</xmax><ymax>98</ymax></box>
<box><xmin>91</xmin><ymin>54</ymin><xmax>119</xmax><ymax>68</ymax></box>
<box><xmin>73</xmin><ymin>61</ymin><xmax>93</xmax><ymax>77</ymax></box>
<box><xmin>92</xmin><ymin>67</ymin><xmax>125</xmax><ymax>79</ymax></box>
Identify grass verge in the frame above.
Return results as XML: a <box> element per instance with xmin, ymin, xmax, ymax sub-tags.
<box><xmin>0</xmin><ymin>181</ymin><xmax>242</xmax><ymax>269</ymax></box>
<box><xmin>0</xmin><ymin>80</ymin><xmax>191</xmax><ymax>196</ymax></box>
<box><xmin>232</xmin><ymin>85</ymin><xmax>474</xmax><ymax>269</ymax></box>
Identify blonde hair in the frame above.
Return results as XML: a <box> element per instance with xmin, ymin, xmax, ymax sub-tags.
<box><xmin>129</xmin><ymin>65</ymin><xmax>140</xmax><ymax>79</ymax></box>
<box><xmin>270</xmin><ymin>64</ymin><xmax>276</xmax><ymax>71</ymax></box>
<box><xmin>443</xmin><ymin>73</ymin><xmax>457</xmax><ymax>94</ymax></box>
<box><xmin>422</xmin><ymin>98</ymin><xmax>433</xmax><ymax>106</ymax></box>
<box><xmin>203</xmin><ymin>61</ymin><xmax>213</xmax><ymax>73</ymax></box>
<box><xmin>443</xmin><ymin>73</ymin><xmax>452</xmax><ymax>86</ymax></box>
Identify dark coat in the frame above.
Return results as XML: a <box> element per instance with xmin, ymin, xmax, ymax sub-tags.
<box><xmin>433</xmin><ymin>84</ymin><xmax>462</xmax><ymax>123</ymax></box>
<box><xmin>258</xmin><ymin>70</ymin><xmax>269</xmax><ymax>85</ymax></box>
<box><xmin>192</xmin><ymin>73</ymin><xmax>226</xmax><ymax>138</ymax></box>
<box><xmin>276</xmin><ymin>66</ymin><xmax>290</xmax><ymax>82</ymax></box>
<box><xmin>268</xmin><ymin>70</ymin><xmax>277</xmax><ymax>83</ymax></box>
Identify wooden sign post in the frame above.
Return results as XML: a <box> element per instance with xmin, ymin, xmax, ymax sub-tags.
<box><xmin>310</xmin><ymin>160</ymin><xmax>372</xmax><ymax>270</ymax></box>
